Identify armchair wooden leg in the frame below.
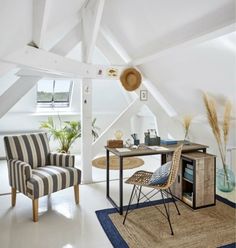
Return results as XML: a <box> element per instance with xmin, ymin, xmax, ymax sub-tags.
<box><xmin>74</xmin><ymin>185</ymin><xmax>79</xmax><ymax>204</ymax></box>
<box><xmin>11</xmin><ymin>187</ymin><xmax>16</xmax><ymax>207</ymax></box>
<box><xmin>32</xmin><ymin>199</ymin><xmax>38</xmax><ymax>222</ymax></box>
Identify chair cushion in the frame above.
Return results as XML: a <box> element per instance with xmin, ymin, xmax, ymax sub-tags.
<box><xmin>27</xmin><ymin>166</ymin><xmax>81</xmax><ymax>199</ymax></box>
<box><xmin>148</xmin><ymin>161</ymin><xmax>172</xmax><ymax>185</ymax></box>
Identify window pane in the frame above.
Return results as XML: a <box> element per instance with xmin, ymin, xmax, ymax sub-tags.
<box><xmin>54</xmin><ymin>80</ymin><xmax>71</xmax><ymax>103</ymax></box>
<box><xmin>37</xmin><ymin>80</ymin><xmax>53</xmax><ymax>102</ymax></box>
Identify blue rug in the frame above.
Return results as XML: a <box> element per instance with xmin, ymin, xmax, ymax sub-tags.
<box><xmin>96</xmin><ymin>195</ymin><xmax>236</xmax><ymax>248</ymax></box>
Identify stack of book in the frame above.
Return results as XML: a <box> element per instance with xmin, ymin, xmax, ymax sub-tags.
<box><xmin>182</xmin><ymin>192</ymin><xmax>193</xmax><ymax>206</ymax></box>
<box><xmin>183</xmin><ymin>192</ymin><xmax>193</xmax><ymax>201</ymax></box>
<box><xmin>184</xmin><ymin>164</ymin><xmax>193</xmax><ymax>182</ymax></box>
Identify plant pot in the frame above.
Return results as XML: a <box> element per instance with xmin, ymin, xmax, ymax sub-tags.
<box><xmin>216</xmin><ymin>167</ymin><xmax>235</xmax><ymax>192</ymax></box>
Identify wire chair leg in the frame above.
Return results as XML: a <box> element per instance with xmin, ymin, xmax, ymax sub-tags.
<box><xmin>123</xmin><ymin>185</ymin><xmax>136</xmax><ymax>225</ymax></box>
<box><xmin>136</xmin><ymin>186</ymin><xmax>142</xmax><ymax>208</ymax></box>
<box><xmin>168</xmin><ymin>188</ymin><xmax>180</xmax><ymax>215</ymax></box>
<box><xmin>160</xmin><ymin>190</ymin><xmax>174</xmax><ymax>235</ymax></box>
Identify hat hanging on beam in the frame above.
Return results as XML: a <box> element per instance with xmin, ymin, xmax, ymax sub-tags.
<box><xmin>120</xmin><ymin>68</ymin><xmax>142</xmax><ymax>91</ymax></box>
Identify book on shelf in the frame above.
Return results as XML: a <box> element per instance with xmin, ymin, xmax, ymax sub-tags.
<box><xmin>185</xmin><ymin>167</ymin><xmax>193</xmax><ymax>175</ymax></box>
<box><xmin>186</xmin><ymin>164</ymin><xmax>194</xmax><ymax>170</ymax></box>
<box><xmin>184</xmin><ymin>172</ymin><xmax>193</xmax><ymax>182</ymax></box>
<box><xmin>183</xmin><ymin>192</ymin><xmax>193</xmax><ymax>200</ymax></box>
<box><xmin>182</xmin><ymin>196</ymin><xmax>193</xmax><ymax>207</ymax></box>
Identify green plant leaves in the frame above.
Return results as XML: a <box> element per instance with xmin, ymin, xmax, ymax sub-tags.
<box><xmin>40</xmin><ymin>117</ymin><xmax>99</xmax><ymax>153</ymax></box>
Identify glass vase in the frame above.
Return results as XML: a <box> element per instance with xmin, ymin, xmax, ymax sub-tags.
<box><xmin>184</xmin><ymin>132</ymin><xmax>191</xmax><ymax>145</ymax></box>
<box><xmin>216</xmin><ymin>166</ymin><xmax>235</xmax><ymax>192</ymax></box>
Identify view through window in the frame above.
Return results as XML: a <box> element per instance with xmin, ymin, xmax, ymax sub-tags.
<box><xmin>37</xmin><ymin>80</ymin><xmax>73</xmax><ymax>108</ymax></box>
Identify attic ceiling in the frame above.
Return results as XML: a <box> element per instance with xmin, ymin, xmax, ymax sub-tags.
<box><xmin>0</xmin><ymin>0</ymin><xmax>235</xmax><ymax>119</ymax></box>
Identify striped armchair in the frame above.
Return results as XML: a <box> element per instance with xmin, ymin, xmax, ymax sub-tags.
<box><xmin>4</xmin><ymin>133</ymin><xmax>81</xmax><ymax>222</ymax></box>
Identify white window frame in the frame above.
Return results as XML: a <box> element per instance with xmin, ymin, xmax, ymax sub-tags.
<box><xmin>37</xmin><ymin>80</ymin><xmax>73</xmax><ymax>108</ymax></box>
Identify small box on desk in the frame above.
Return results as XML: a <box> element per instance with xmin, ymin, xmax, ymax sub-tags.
<box><xmin>107</xmin><ymin>140</ymin><xmax>123</xmax><ymax>148</ymax></box>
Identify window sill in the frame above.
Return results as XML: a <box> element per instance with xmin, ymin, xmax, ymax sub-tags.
<box><xmin>32</xmin><ymin>109</ymin><xmax>80</xmax><ymax>116</ymax></box>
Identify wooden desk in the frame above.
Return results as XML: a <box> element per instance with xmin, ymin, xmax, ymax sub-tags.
<box><xmin>105</xmin><ymin>142</ymin><xmax>208</xmax><ymax>215</ymax></box>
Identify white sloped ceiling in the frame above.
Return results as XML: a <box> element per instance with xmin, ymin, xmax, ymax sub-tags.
<box><xmin>140</xmin><ymin>32</ymin><xmax>236</xmax><ymax>116</ymax></box>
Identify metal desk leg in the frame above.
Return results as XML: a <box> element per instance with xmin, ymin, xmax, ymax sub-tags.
<box><xmin>106</xmin><ymin>149</ymin><xmax>110</xmax><ymax>197</ymax></box>
<box><xmin>119</xmin><ymin>156</ymin><xmax>123</xmax><ymax>215</ymax></box>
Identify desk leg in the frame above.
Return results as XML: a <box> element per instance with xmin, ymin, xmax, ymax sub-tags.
<box><xmin>119</xmin><ymin>156</ymin><xmax>123</xmax><ymax>215</ymax></box>
<box><xmin>106</xmin><ymin>149</ymin><xmax>110</xmax><ymax>197</ymax></box>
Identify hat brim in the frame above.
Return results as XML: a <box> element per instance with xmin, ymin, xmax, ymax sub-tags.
<box><xmin>120</xmin><ymin>68</ymin><xmax>142</xmax><ymax>91</ymax></box>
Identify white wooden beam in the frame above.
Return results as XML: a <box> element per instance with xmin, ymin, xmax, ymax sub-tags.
<box><xmin>16</xmin><ymin>69</ymin><xmax>69</xmax><ymax>79</ymax></box>
<box><xmin>99</xmin><ymin>25</ymin><xmax>177</xmax><ymax>117</ymax></box>
<box><xmin>0</xmin><ymin>19</ymin><xmax>86</xmax><ymax>118</ymax></box>
<box><xmin>100</xmin><ymin>26</ymin><xmax>131</xmax><ymax>64</ymax></box>
<box><xmin>33</xmin><ymin>0</ymin><xmax>52</xmax><ymax>49</ymax></box>
<box><xmin>81</xmin><ymin>0</ymin><xmax>106</xmax><ymax>183</ymax></box>
<box><xmin>132</xmin><ymin>23</ymin><xmax>236</xmax><ymax>66</ymax></box>
<box><xmin>50</xmin><ymin>23</ymin><xmax>82</xmax><ymax>56</ymax></box>
<box><xmin>92</xmin><ymin>98</ymin><xmax>141</xmax><ymax>157</ymax></box>
<box><xmin>141</xmin><ymin>78</ymin><xmax>177</xmax><ymax>117</ymax></box>
<box><xmin>2</xmin><ymin>45</ymin><xmax>124</xmax><ymax>79</ymax></box>
<box><xmin>0</xmin><ymin>76</ymin><xmax>41</xmax><ymax>119</ymax></box>
<box><xmin>82</xmin><ymin>0</ymin><xmax>106</xmax><ymax>62</ymax></box>
<box><xmin>0</xmin><ymin>62</ymin><xmax>16</xmax><ymax>77</ymax></box>
<box><xmin>141</xmin><ymin>89</ymin><xmax>180</xmax><ymax>139</ymax></box>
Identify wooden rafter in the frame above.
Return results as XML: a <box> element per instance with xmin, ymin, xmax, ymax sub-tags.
<box><xmin>33</xmin><ymin>0</ymin><xmax>52</xmax><ymax>49</ymax></box>
<box><xmin>98</xmin><ymin>25</ymin><xmax>177</xmax><ymax>117</ymax></box>
<box><xmin>81</xmin><ymin>0</ymin><xmax>106</xmax><ymax>183</ymax></box>
<box><xmin>0</xmin><ymin>76</ymin><xmax>41</xmax><ymax>119</ymax></box>
<box><xmin>2</xmin><ymin>45</ymin><xmax>124</xmax><ymax>79</ymax></box>
<box><xmin>92</xmin><ymin>98</ymin><xmax>141</xmax><ymax>157</ymax></box>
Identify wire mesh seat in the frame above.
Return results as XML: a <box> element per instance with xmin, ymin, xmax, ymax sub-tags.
<box><xmin>123</xmin><ymin>145</ymin><xmax>183</xmax><ymax>235</ymax></box>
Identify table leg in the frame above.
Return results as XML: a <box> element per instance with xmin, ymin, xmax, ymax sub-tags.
<box><xmin>119</xmin><ymin>156</ymin><xmax>123</xmax><ymax>215</ymax></box>
<box><xmin>106</xmin><ymin>149</ymin><xmax>110</xmax><ymax>197</ymax></box>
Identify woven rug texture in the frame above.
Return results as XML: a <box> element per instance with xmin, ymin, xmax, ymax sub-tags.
<box><xmin>96</xmin><ymin>198</ymin><xmax>236</xmax><ymax>248</ymax></box>
<box><xmin>92</xmin><ymin>156</ymin><xmax>144</xmax><ymax>170</ymax></box>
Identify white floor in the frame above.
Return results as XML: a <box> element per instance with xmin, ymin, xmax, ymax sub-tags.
<box><xmin>0</xmin><ymin>158</ymin><xmax>162</xmax><ymax>248</ymax></box>
<box><xmin>1</xmin><ymin>156</ymin><xmax>235</xmax><ymax>248</ymax></box>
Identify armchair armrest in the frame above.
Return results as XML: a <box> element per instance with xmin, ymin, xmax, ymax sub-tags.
<box><xmin>8</xmin><ymin>159</ymin><xmax>32</xmax><ymax>194</ymax></box>
<box><xmin>48</xmin><ymin>152</ymin><xmax>75</xmax><ymax>167</ymax></box>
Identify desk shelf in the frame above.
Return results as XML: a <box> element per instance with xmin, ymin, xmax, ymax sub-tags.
<box><xmin>170</xmin><ymin>152</ymin><xmax>216</xmax><ymax>209</ymax></box>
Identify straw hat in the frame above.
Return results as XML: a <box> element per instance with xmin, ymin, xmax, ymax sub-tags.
<box><xmin>120</xmin><ymin>68</ymin><xmax>142</xmax><ymax>91</ymax></box>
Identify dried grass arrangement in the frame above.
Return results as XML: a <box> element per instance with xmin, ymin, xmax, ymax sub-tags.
<box><xmin>203</xmin><ymin>93</ymin><xmax>232</xmax><ymax>187</ymax></box>
<box><xmin>182</xmin><ymin>115</ymin><xmax>193</xmax><ymax>141</ymax></box>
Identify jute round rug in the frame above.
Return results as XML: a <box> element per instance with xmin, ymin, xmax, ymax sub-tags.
<box><xmin>92</xmin><ymin>156</ymin><xmax>144</xmax><ymax>170</ymax></box>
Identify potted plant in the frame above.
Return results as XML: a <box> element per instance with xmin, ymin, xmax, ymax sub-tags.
<box><xmin>40</xmin><ymin>116</ymin><xmax>99</xmax><ymax>153</ymax></box>
<box><xmin>203</xmin><ymin>93</ymin><xmax>235</xmax><ymax>192</ymax></box>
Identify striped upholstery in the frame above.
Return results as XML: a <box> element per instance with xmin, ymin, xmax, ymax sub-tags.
<box><xmin>49</xmin><ymin>152</ymin><xmax>74</xmax><ymax>167</ymax></box>
<box><xmin>4</xmin><ymin>133</ymin><xmax>50</xmax><ymax>169</ymax></box>
<box><xmin>27</xmin><ymin>166</ymin><xmax>81</xmax><ymax>199</ymax></box>
<box><xmin>8</xmin><ymin>159</ymin><xmax>32</xmax><ymax>194</ymax></box>
<box><xmin>3</xmin><ymin>132</ymin><xmax>81</xmax><ymax>202</ymax></box>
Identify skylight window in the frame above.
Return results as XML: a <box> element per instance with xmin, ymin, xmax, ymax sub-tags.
<box><xmin>37</xmin><ymin>79</ymin><xmax>73</xmax><ymax>108</ymax></box>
